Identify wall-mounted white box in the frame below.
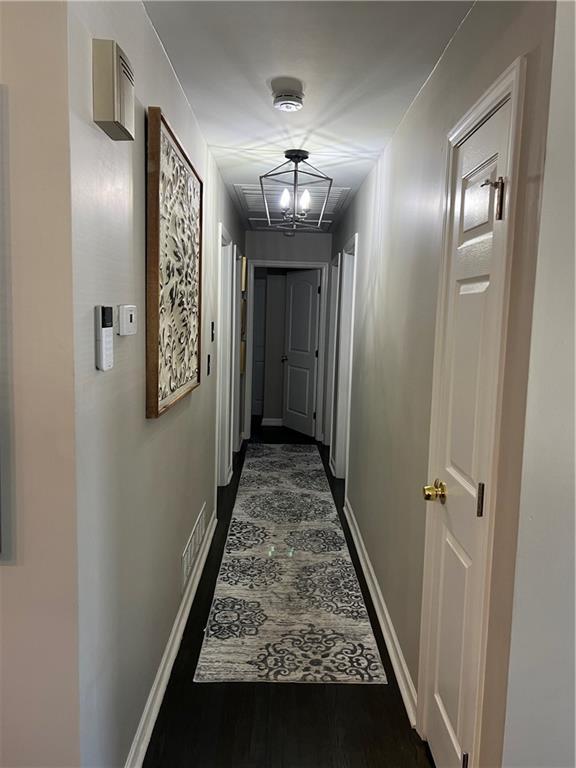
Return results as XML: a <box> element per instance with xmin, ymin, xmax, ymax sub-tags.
<box><xmin>92</xmin><ymin>39</ymin><xmax>135</xmax><ymax>141</ymax></box>
<box><xmin>118</xmin><ymin>305</ymin><xmax>137</xmax><ymax>336</ymax></box>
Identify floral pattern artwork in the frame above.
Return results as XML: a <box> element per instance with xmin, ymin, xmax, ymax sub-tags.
<box><xmin>194</xmin><ymin>443</ymin><xmax>386</xmax><ymax>685</ymax></box>
<box><xmin>207</xmin><ymin>597</ymin><xmax>268</xmax><ymax>640</ymax></box>
<box><xmin>284</xmin><ymin>528</ymin><xmax>346</xmax><ymax>554</ymax></box>
<box><xmin>248</xmin><ymin>625</ymin><xmax>383</xmax><ymax>682</ymax></box>
<box><xmin>157</xmin><ymin>127</ymin><xmax>201</xmax><ymax>408</ymax></box>
<box><xmin>146</xmin><ymin>108</ymin><xmax>202</xmax><ymax>418</ymax></box>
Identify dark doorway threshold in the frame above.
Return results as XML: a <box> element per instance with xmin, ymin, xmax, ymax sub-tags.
<box><xmin>144</xmin><ymin>426</ymin><xmax>434</xmax><ymax>768</ymax></box>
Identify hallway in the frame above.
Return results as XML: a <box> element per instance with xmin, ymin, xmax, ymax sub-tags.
<box><xmin>144</xmin><ymin>425</ymin><xmax>432</xmax><ymax>767</ymax></box>
<box><xmin>0</xmin><ymin>2</ymin><xmax>573</xmax><ymax>767</ymax></box>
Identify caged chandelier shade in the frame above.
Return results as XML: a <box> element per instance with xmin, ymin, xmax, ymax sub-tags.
<box><xmin>259</xmin><ymin>149</ymin><xmax>333</xmax><ymax>235</ymax></box>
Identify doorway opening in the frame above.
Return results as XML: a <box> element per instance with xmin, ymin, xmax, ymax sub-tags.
<box><xmin>245</xmin><ymin>259</ymin><xmax>329</xmax><ymax>442</ymax></box>
<box><xmin>250</xmin><ymin>266</ymin><xmax>321</xmax><ymax>437</ymax></box>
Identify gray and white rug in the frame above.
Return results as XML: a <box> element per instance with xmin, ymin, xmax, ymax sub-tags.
<box><xmin>194</xmin><ymin>443</ymin><xmax>386</xmax><ymax>684</ymax></box>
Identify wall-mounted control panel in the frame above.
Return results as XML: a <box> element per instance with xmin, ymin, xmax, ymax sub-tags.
<box><xmin>118</xmin><ymin>304</ymin><xmax>137</xmax><ymax>336</ymax></box>
<box><xmin>95</xmin><ymin>306</ymin><xmax>114</xmax><ymax>371</ymax></box>
<box><xmin>92</xmin><ymin>39</ymin><xmax>135</xmax><ymax>141</ymax></box>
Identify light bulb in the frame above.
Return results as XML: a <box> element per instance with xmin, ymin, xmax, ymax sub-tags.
<box><xmin>299</xmin><ymin>188</ymin><xmax>311</xmax><ymax>213</ymax></box>
<box><xmin>280</xmin><ymin>188</ymin><xmax>291</xmax><ymax>212</ymax></box>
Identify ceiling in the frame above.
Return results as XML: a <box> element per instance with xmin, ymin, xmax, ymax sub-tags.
<box><xmin>145</xmin><ymin>1</ymin><xmax>472</xmax><ymax>230</ymax></box>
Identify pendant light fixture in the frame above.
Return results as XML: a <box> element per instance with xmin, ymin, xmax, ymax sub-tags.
<box><xmin>259</xmin><ymin>149</ymin><xmax>333</xmax><ymax>235</ymax></box>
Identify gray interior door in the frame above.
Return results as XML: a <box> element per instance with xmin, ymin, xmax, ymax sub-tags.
<box><xmin>283</xmin><ymin>269</ymin><xmax>320</xmax><ymax>436</ymax></box>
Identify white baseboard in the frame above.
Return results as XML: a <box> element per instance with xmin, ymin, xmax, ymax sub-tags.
<box><xmin>261</xmin><ymin>417</ymin><xmax>283</xmax><ymax>427</ymax></box>
<box><xmin>329</xmin><ymin>456</ymin><xmax>337</xmax><ymax>476</ymax></box>
<box><xmin>124</xmin><ymin>513</ymin><xmax>217</xmax><ymax>768</ymax></box>
<box><xmin>343</xmin><ymin>496</ymin><xmax>418</xmax><ymax>726</ymax></box>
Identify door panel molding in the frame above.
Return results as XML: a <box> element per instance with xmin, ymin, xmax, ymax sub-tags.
<box><xmin>417</xmin><ymin>58</ymin><xmax>526</xmax><ymax>767</ymax></box>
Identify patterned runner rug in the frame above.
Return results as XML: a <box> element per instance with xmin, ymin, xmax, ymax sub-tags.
<box><xmin>194</xmin><ymin>443</ymin><xmax>386</xmax><ymax>684</ymax></box>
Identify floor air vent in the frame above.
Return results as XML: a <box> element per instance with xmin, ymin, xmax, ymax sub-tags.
<box><xmin>182</xmin><ymin>502</ymin><xmax>208</xmax><ymax>593</ymax></box>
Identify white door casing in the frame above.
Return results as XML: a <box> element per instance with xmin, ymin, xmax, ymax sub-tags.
<box><xmin>323</xmin><ymin>262</ymin><xmax>340</xmax><ymax>446</ymax></box>
<box><xmin>330</xmin><ymin>235</ymin><xmax>358</xmax><ymax>480</ymax></box>
<box><xmin>216</xmin><ymin>225</ymin><xmax>234</xmax><ymax>487</ymax></box>
<box><xmin>418</xmin><ymin>61</ymin><xmax>525</xmax><ymax>768</ymax></box>
<box><xmin>282</xmin><ymin>269</ymin><xmax>320</xmax><ymax>436</ymax></box>
<box><xmin>232</xmin><ymin>247</ymin><xmax>243</xmax><ymax>452</ymax></box>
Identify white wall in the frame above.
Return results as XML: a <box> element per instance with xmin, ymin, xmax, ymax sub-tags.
<box><xmin>503</xmin><ymin>4</ymin><xmax>575</xmax><ymax>765</ymax></box>
<box><xmin>0</xmin><ymin>4</ymin><xmax>81</xmax><ymax>765</ymax></box>
<box><xmin>332</xmin><ymin>0</ymin><xmax>555</xmax><ymax>750</ymax></box>
<box><xmin>67</xmin><ymin>2</ymin><xmax>243</xmax><ymax>765</ymax></box>
<box><xmin>246</xmin><ymin>230</ymin><xmax>332</xmax><ymax>263</ymax></box>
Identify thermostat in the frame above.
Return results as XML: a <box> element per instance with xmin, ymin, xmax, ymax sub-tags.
<box><xmin>95</xmin><ymin>306</ymin><xmax>114</xmax><ymax>371</ymax></box>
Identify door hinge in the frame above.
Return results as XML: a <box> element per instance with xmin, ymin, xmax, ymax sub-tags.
<box><xmin>317</xmin><ymin>285</ymin><xmax>321</xmax><ymax>294</ymax></box>
<box><xmin>462</xmin><ymin>753</ymin><xmax>469</xmax><ymax>768</ymax></box>
<box><xmin>477</xmin><ymin>482</ymin><xmax>485</xmax><ymax>518</ymax></box>
<box><xmin>315</xmin><ymin>349</ymin><xmax>318</xmax><ymax>358</ymax></box>
<box><xmin>313</xmin><ymin>411</ymin><xmax>316</xmax><ymax>420</ymax></box>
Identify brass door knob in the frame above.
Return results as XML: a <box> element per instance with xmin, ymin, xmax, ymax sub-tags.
<box><xmin>423</xmin><ymin>479</ymin><xmax>447</xmax><ymax>504</ymax></box>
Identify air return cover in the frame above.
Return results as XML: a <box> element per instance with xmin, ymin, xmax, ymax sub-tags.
<box><xmin>92</xmin><ymin>39</ymin><xmax>135</xmax><ymax>141</ymax></box>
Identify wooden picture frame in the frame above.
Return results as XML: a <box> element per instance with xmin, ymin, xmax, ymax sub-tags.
<box><xmin>146</xmin><ymin>107</ymin><xmax>203</xmax><ymax>418</ymax></box>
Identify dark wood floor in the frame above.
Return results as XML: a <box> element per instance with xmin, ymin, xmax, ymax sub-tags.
<box><xmin>144</xmin><ymin>421</ymin><xmax>434</xmax><ymax>768</ymax></box>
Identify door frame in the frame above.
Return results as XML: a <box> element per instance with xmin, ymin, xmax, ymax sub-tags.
<box><xmin>215</xmin><ymin>223</ymin><xmax>235</xmax><ymax>487</ymax></box>
<box><xmin>323</xmin><ymin>262</ymin><xmax>340</xmax><ymax>447</ymax></box>
<box><xmin>244</xmin><ymin>259</ymin><xmax>329</xmax><ymax>441</ymax></box>
<box><xmin>232</xmin><ymin>245</ymin><xmax>243</xmax><ymax>453</ymax></box>
<box><xmin>417</xmin><ymin>59</ymin><xmax>526</xmax><ymax>765</ymax></box>
<box><xmin>329</xmin><ymin>233</ymin><xmax>358</xmax><ymax>480</ymax></box>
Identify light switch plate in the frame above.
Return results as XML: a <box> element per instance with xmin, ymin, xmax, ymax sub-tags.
<box><xmin>118</xmin><ymin>304</ymin><xmax>137</xmax><ymax>336</ymax></box>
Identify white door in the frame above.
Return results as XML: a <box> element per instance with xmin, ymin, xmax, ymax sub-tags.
<box><xmin>323</xmin><ymin>263</ymin><xmax>340</xmax><ymax>447</ymax></box>
<box><xmin>421</xmin><ymin>88</ymin><xmax>519</xmax><ymax>767</ymax></box>
<box><xmin>283</xmin><ymin>269</ymin><xmax>320</xmax><ymax>436</ymax></box>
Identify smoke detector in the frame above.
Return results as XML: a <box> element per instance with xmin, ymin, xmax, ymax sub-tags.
<box><xmin>273</xmin><ymin>91</ymin><xmax>304</xmax><ymax>112</ymax></box>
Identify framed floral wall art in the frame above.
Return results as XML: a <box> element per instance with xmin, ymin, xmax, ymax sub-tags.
<box><xmin>146</xmin><ymin>107</ymin><xmax>203</xmax><ymax>418</ymax></box>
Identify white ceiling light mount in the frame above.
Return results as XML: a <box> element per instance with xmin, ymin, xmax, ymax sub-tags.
<box><xmin>259</xmin><ymin>148</ymin><xmax>333</xmax><ymax>235</ymax></box>
<box><xmin>273</xmin><ymin>91</ymin><xmax>304</xmax><ymax>112</ymax></box>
